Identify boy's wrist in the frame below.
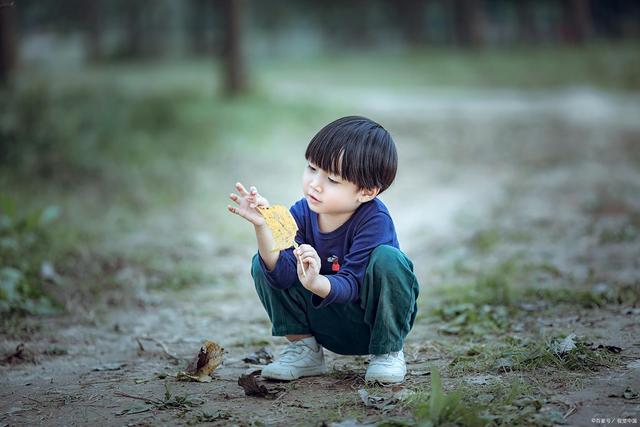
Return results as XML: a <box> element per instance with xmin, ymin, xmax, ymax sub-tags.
<box><xmin>309</xmin><ymin>275</ymin><xmax>331</xmax><ymax>298</ymax></box>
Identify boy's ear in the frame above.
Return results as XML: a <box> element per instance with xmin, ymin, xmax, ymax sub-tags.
<box><xmin>357</xmin><ymin>187</ymin><xmax>380</xmax><ymax>203</ymax></box>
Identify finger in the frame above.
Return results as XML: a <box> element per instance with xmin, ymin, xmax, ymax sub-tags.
<box><xmin>227</xmin><ymin>205</ymin><xmax>238</xmax><ymax>214</ymax></box>
<box><xmin>295</xmin><ymin>253</ymin><xmax>303</xmax><ymax>272</ymax></box>
<box><xmin>302</xmin><ymin>256</ymin><xmax>317</xmax><ymax>269</ymax></box>
<box><xmin>249</xmin><ymin>186</ymin><xmax>258</xmax><ymax>195</ymax></box>
<box><xmin>229</xmin><ymin>193</ymin><xmax>241</xmax><ymax>205</ymax></box>
<box><xmin>296</xmin><ymin>246</ymin><xmax>316</xmax><ymax>256</ymax></box>
<box><xmin>296</xmin><ymin>248</ymin><xmax>313</xmax><ymax>258</ymax></box>
<box><xmin>297</xmin><ymin>244</ymin><xmax>313</xmax><ymax>253</ymax></box>
<box><xmin>235</xmin><ymin>182</ymin><xmax>249</xmax><ymax>196</ymax></box>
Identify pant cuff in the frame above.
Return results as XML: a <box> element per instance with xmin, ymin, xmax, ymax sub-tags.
<box><xmin>369</xmin><ymin>342</ymin><xmax>404</xmax><ymax>355</ymax></box>
<box><xmin>272</xmin><ymin>327</ymin><xmax>312</xmax><ymax>337</ymax></box>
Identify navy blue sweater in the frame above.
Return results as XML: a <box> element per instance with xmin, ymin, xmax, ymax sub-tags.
<box><xmin>258</xmin><ymin>197</ymin><xmax>400</xmax><ymax>308</ymax></box>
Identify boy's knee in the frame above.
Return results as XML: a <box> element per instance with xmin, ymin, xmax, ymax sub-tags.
<box><xmin>369</xmin><ymin>245</ymin><xmax>411</xmax><ymax>273</ymax></box>
<box><xmin>251</xmin><ymin>253</ymin><xmax>263</xmax><ymax>279</ymax></box>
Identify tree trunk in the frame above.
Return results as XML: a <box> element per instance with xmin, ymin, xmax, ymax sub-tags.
<box><xmin>221</xmin><ymin>0</ymin><xmax>246</xmax><ymax>96</ymax></box>
<box><xmin>0</xmin><ymin>1</ymin><xmax>17</xmax><ymax>86</ymax></box>
<box><xmin>396</xmin><ymin>0</ymin><xmax>429</xmax><ymax>46</ymax></box>
<box><xmin>561</xmin><ymin>0</ymin><xmax>592</xmax><ymax>44</ymax></box>
<box><xmin>453</xmin><ymin>0</ymin><xmax>484</xmax><ymax>48</ymax></box>
<box><xmin>515</xmin><ymin>0</ymin><xmax>536</xmax><ymax>44</ymax></box>
<box><xmin>125</xmin><ymin>2</ymin><xmax>143</xmax><ymax>57</ymax></box>
<box><xmin>85</xmin><ymin>0</ymin><xmax>103</xmax><ymax>62</ymax></box>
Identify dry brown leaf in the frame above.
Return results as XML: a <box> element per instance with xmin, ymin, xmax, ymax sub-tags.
<box><xmin>237</xmin><ymin>371</ymin><xmax>282</xmax><ymax>399</ymax></box>
<box><xmin>178</xmin><ymin>340</ymin><xmax>224</xmax><ymax>382</ymax></box>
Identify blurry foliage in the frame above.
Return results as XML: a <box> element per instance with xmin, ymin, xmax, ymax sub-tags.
<box><xmin>434</xmin><ymin>303</ymin><xmax>510</xmax><ymax>336</ymax></box>
<box><xmin>524</xmin><ymin>284</ymin><xmax>640</xmax><ymax>308</ymax></box>
<box><xmin>0</xmin><ymin>194</ymin><xmax>60</xmax><ymax>314</ymax></box>
<box><xmin>261</xmin><ymin>43</ymin><xmax>640</xmax><ymax>90</ymax></box>
<box><xmin>0</xmin><ymin>79</ymin><xmax>202</xmax><ymax>201</ymax></box>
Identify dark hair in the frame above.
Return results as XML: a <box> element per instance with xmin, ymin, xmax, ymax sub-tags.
<box><xmin>305</xmin><ymin>116</ymin><xmax>397</xmax><ymax>194</ymax></box>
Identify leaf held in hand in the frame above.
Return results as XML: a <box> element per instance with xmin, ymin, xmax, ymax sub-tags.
<box><xmin>257</xmin><ymin>205</ymin><xmax>298</xmax><ymax>252</ymax></box>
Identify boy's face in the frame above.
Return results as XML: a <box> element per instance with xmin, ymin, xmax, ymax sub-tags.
<box><xmin>302</xmin><ymin>161</ymin><xmax>377</xmax><ymax>216</ymax></box>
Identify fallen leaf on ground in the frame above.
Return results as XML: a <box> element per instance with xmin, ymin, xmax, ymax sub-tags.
<box><xmin>177</xmin><ymin>340</ymin><xmax>224</xmax><ymax>382</ymax></box>
<box><xmin>552</xmin><ymin>333</ymin><xmax>577</xmax><ymax>355</ymax></box>
<box><xmin>609</xmin><ymin>387</ymin><xmax>639</xmax><ymax>400</ymax></box>
<box><xmin>593</xmin><ymin>344</ymin><xmax>623</xmax><ymax>353</ymax></box>
<box><xmin>242</xmin><ymin>347</ymin><xmax>273</xmax><ymax>365</ymax></box>
<box><xmin>358</xmin><ymin>388</ymin><xmax>409</xmax><ymax>412</ymax></box>
<box><xmin>93</xmin><ymin>362</ymin><xmax>127</xmax><ymax>371</ymax></box>
<box><xmin>237</xmin><ymin>371</ymin><xmax>282</xmax><ymax>399</ymax></box>
<box><xmin>3</xmin><ymin>343</ymin><xmax>37</xmax><ymax>365</ymax></box>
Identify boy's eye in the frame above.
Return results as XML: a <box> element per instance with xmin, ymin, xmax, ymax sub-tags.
<box><xmin>307</xmin><ymin>164</ymin><xmax>317</xmax><ymax>171</ymax></box>
<box><xmin>328</xmin><ymin>177</ymin><xmax>340</xmax><ymax>184</ymax></box>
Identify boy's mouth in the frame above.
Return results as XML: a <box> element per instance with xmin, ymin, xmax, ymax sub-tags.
<box><xmin>307</xmin><ymin>194</ymin><xmax>322</xmax><ymax>204</ymax></box>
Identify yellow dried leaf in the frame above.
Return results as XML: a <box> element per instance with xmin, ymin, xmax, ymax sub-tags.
<box><xmin>257</xmin><ymin>205</ymin><xmax>299</xmax><ymax>252</ymax></box>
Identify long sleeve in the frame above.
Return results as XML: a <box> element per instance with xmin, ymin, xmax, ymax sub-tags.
<box><xmin>311</xmin><ymin>213</ymin><xmax>396</xmax><ymax>308</ymax></box>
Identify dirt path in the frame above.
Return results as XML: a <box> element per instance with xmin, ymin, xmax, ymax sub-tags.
<box><xmin>1</xmin><ymin>88</ymin><xmax>639</xmax><ymax>426</ymax></box>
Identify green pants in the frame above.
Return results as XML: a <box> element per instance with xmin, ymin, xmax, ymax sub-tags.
<box><xmin>251</xmin><ymin>245</ymin><xmax>420</xmax><ymax>355</ymax></box>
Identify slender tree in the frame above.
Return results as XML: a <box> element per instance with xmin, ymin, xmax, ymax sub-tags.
<box><xmin>85</xmin><ymin>0</ymin><xmax>103</xmax><ymax>62</ymax></box>
<box><xmin>561</xmin><ymin>0</ymin><xmax>592</xmax><ymax>43</ymax></box>
<box><xmin>221</xmin><ymin>0</ymin><xmax>246</xmax><ymax>96</ymax></box>
<box><xmin>515</xmin><ymin>0</ymin><xmax>536</xmax><ymax>44</ymax></box>
<box><xmin>396</xmin><ymin>0</ymin><xmax>429</xmax><ymax>46</ymax></box>
<box><xmin>0</xmin><ymin>0</ymin><xmax>16</xmax><ymax>86</ymax></box>
<box><xmin>453</xmin><ymin>0</ymin><xmax>484</xmax><ymax>47</ymax></box>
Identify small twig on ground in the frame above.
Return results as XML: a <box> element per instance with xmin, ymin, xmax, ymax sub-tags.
<box><xmin>114</xmin><ymin>391</ymin><xmax>163</xmax><ymax>405</ymax></box>
<box><xmin>79</xmin><ymin>379</ymin><xmax>122</xmax><ymax>387</ymax></box>
<box><xmin>135</xmin><ymin>336</ymin><xmax>180</xmax><ymax>363</ymax></box>
<box><xmin>22</xmin><ymin>395</ymin><xmax>43</xmax><ymax>405</ymax></box>
<box><xmin>563</xmin><ymin>406</ymin><xmax>577</xmax><ymax>419</ymax></box>
<box><xmin>273</xmin><ymin>391</ymin><xmax>288</xmax><ymax>402</ymax></box>
<box><xmin>135</xmin><ymin>337</ymin><xmax>145</xmax><ymax>352</ymax></box>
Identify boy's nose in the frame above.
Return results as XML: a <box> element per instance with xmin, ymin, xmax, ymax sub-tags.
<box><xmin>310</xmin><ymin>182</ymin><xmax>322</xmax><ymax>192</ymax></box>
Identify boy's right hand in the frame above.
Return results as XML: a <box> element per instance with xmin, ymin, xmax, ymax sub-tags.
<box><xmin>227</xmin><ymin>182</ymin><xmax>270</xmax><ymax>226</ymax></box>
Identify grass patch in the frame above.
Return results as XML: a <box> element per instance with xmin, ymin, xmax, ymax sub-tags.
<box><xmin>432</xmin><ymin>303</ymin><xmax>511</xmax><ymax>336</ymax></box>
<box><xmin>449</xmin><ymin>334</ymin><xmax>621</xmax><ymax>375</ymax></box>
<box><xmin>524</xmin><ymin>284</ymin><xmax>640</xmax><ymax>308</ymax></box>
<box><xmin>462</xmin><ymin>377</ymin><xmax>565</xmax><ymax>427</ymax></box>
<box><xmin>392</xmin><ymin>368</ymin><xmax>486</xmax><ymax>426</ymax></box>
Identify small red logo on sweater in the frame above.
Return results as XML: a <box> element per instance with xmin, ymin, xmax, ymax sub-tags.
<box><xmin>327</xmin><ymin>255</ymin><xmax>340</xmax><ymax>272</ymax></box>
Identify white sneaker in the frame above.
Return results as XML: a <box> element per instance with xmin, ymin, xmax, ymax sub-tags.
<box><xmin>261</xmin><ymin>337</ymin><xmax>327</xmax><ymax>381</ymax></box>
<box><xmin>365</xmin><ymin>349</ymin><xmax>406</xmax><ymax>384</ymax></box>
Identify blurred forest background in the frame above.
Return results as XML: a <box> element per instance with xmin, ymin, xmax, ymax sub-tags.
<box><xmin>2</xmin><ymin>0</ymin><xmax>639</xmax><ymax>313</ymax></box>
<box><xmin>0</xmin><ymin>1</ymin><xmax>639</xmax><ymax>424</ymax></box>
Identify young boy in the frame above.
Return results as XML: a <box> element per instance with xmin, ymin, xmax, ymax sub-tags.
<box><xmin>227</xmin><ymin>116</ymin><xmax>419</xmax><ymax>384</ymax></box>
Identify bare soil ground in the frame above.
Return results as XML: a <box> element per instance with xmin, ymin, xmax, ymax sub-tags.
<box><xmin>1</xmin><ymin>87</ymin><xmax>639</xmax><ymax>426</ymax></box>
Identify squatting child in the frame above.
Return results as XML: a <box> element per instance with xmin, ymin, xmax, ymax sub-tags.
<box><xmin>227</xmin><ymin>116</ymin><xmax>420</xmax><ymax>384</ymax></box>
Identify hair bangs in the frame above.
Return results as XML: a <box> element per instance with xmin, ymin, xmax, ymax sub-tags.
<box><xmin>305</xmin><ymin>116</ymin><xmax>398</xmax><ymax>193</ymax></box>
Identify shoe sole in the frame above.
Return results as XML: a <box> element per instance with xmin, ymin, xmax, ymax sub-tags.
<box><xmin>364</xmin><ymin>373</ymin><xmax>406</xmax><ymax>385</ymax></box>
<box><xmin>261</xmin><ymin>366</ymin><xmax>328</xmax><ymax>381</ymax></box>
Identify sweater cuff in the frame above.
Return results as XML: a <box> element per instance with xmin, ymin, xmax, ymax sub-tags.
<box><xmin>258</xmin><ymin>252</ymin><xmax>288</xmax><ymax>289</ymax></box>
<box><xmin>311</xmin><ymin>282</ymin><xmax>337</xmax><ymax>309</ymax></box>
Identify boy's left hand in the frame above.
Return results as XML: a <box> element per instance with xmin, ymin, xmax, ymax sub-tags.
<box><xmin>295</xmin><ymin>244</ymin><xmax>321</xmax><ymax>289</ymax></box>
